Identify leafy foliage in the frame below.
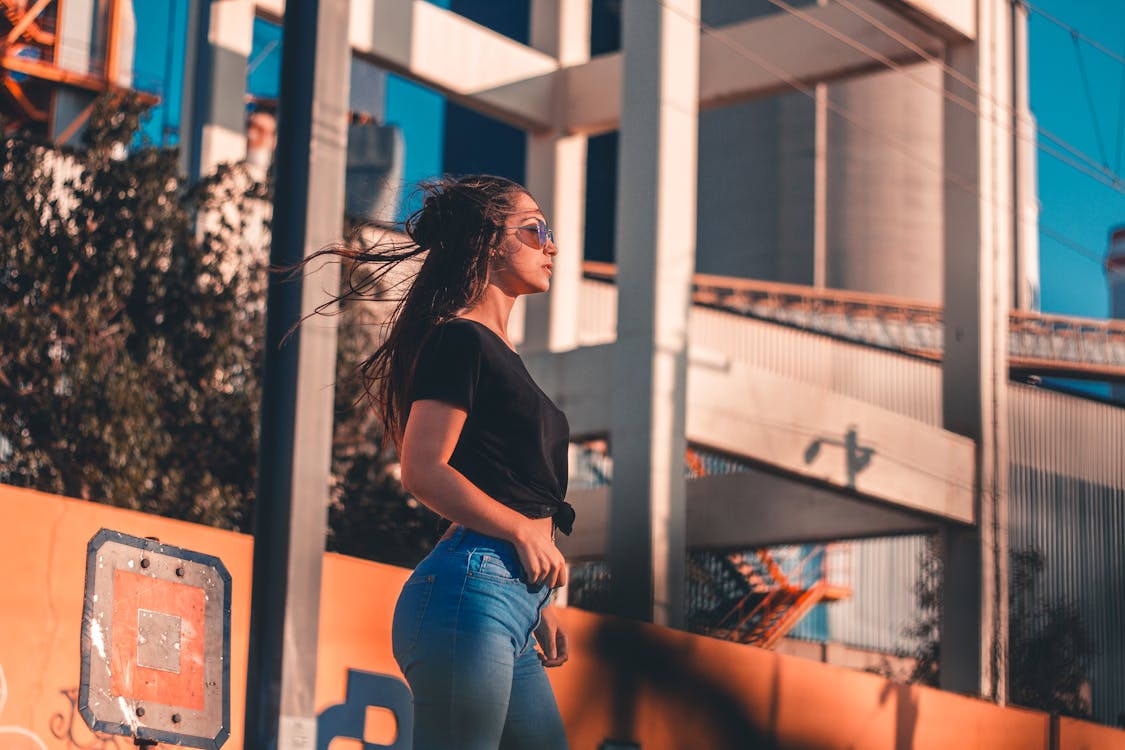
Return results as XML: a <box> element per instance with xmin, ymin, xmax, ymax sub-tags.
<box><xmin>1</xmin><ymin>94</ymin><xmax>435</xmax><ymax>565</ymax></box>
<box><xmin>1008</xmin><ymin>548</ymin><xmax>1093</xmax><ymax>718</ymax></box>
<box><xmin>327</xmin><ymin>293</ymin><xmax>438</xmax><ymax>567</ymax></box>
<box><xmin>895</xmin><ymin>540</ymin><xmax>1093</xmax><ymax>720</ymax></box>
<box><xmin>900</xmin><ymin>534</ymin><xmax>942</xmax><ymax>687</ymax></box>
<box><xmin>1</xmin><ymin>95</ymin><xmax>261</xmax><ymax>528</ymax></box>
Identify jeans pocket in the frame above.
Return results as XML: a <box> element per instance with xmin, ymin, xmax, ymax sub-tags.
<box><xmin>391</xmin><ymin>574</ymin><xmax>435</xmax><ymax>661</ymax></box>
<box><xmin>469</xmin><ymin>549</ymin><xmax>522</xmax><ymax>583</ymax></box>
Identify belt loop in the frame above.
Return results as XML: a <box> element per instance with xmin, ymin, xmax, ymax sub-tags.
<box><xmin>450</xmin><ymin>524</ymin><xmax>467</xmax><ymax>549</ymax></box>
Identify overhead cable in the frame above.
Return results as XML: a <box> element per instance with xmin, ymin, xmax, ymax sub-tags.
<box><xmin>830</xmin><ymin>0</ymin><xmax>1122</xmax><ymax>188</ymax></box>
<box><xmin>762</xmin><ymin>0</ymin><xmax>1125</xmax><ymax>192</ymax></box>
<box><xmin>650</xmin><ymin>0</ymin><xmax>1108</xmax><ymax>268</ymax></box>
<box><xmin>1019</xmin><ymin>0</ymin><xmax>1125</xmax><ymax>69</ymax></box>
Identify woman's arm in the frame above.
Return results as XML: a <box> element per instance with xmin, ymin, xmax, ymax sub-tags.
<box><xmin>400</xmin><ymin>399</ymin><xmax>567</xmax><ymax>588</ymax></box>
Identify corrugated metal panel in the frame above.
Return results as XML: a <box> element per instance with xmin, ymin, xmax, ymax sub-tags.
<box><xmin>1009</xmin><ymin>385</ymin><xmax>1125</xmax><ymax>725</ymax></box>
<box><xmin>689</xmin><ymin>305</ymin><xmax>942</xmax><ymax>425</ymax></box>
<box><xmin>573</xmin><ymin>279</ymin><xmax>1125</xmax><ymax>724</ymax></box>
<box><xmin>821</xmin><ymin>535</ymin><xmax>930</xmax><ymax>655</ymax></box>
<box><xmin>578</xmin><ymin>279</ymin><xmax>943</xmax><ymax>425</ymax></box>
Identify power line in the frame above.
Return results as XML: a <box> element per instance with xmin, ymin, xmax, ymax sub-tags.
<box><xmin>1039</xmin><ymin>226</ymin><xmax>1107</xmax><ymax>267</ymax></box>
<box><xmin>651</xmin><ymin>0</ymin><xmax>1112</xmax><ymax>270</ymax></box>
<box><xmin>1071</xmin><ymin>31</ymin><xmax>1111</xmax><ymax>170</ymax></box>
<box><xmin>1019</xmin><ymin>0</ymin><xmax>1125</xmax><ymax>69</ymax></box>
<box><xmin>1114</xmin><ymin>32</ymin><xmax>1125</xmax><ymax>176</ymax></box>
<box><xmin>830</xmin><ymin>0</ymin><xmax>1123</xmax><ymax>189</ymax></box>
<box><xmin>764</xmin><ymin>0</ymin><xmax>1125</xmax><ymax>194</ymax></box>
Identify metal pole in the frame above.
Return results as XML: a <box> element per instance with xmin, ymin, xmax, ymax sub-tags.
<box><xmin>243</xmin><ymin>0</ymin><xmax>350</xmax><ymax>747</ymax></box>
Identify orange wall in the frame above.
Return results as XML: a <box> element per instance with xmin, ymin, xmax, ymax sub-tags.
<box><xmin>0</xmin><ymin>484</ymin><xmax>1122</xmax><ymax>750</ymax></box>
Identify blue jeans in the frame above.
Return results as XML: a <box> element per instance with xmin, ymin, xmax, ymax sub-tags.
<box><xmin>391</xmin><ymin>526</ymin><xmax>569</xmax><ymax>749</ymax></box>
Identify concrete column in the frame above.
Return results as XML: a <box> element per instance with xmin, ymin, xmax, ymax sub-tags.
<box><xmin>813</xmin><ymin>82</ymin><xmax>828</xmax><ymax>290</ymax></box>
<box><xmin>812</xmin><ymin>0</ymin><xmax>828</xmax><ymax>290</ymax></box>
<box><xmin>243</xmin><ymin>0</ymin><xmax>350</xmax><ymax>748</ymax></box>
<box><xmin>1012</xmin><ymin>2</ymin><xmax>1040</xmax><ymax>311</ymax></box>
<box><xmin>607</xmin><ymin>0</ymin><xmax>699</xmax><ymax>628</ymax></box>
<box><xmin>523</xmin><ymin>0</ymin><xmax>591</xmax><ymax>353</ymax></box>
<box><xmin>178</xmin><ymin>0</ymin><xmax>207</xmax><ymax>177</ymax></box>
<box><xmin>940</xmin><ymin>0</ymin><xmax>1011</xmax><ymax>703</ymax></box>
<box><xmin>198</xmin><ymin>0</ymin><xmax>255</xmax><ymax>177</ymax></box>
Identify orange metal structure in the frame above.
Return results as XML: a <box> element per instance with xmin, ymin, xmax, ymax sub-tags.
<box><xmin>0</xmin><ymin>0</ymin><xmax>156</xmax><ymax>138</ymax></box>
<box><xmin>684</xmin><ymin>446</ymin><xmax>852</xmax><ymax>648</ymax></box>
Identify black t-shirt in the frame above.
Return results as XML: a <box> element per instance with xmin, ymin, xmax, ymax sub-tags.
<box><xmin>408</xmin><ymin>318</ymin><xmax>575</xmax><ymax>535</ymax></box>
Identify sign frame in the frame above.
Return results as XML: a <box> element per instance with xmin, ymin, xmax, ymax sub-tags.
<box><xmin>79</xmin><ymin>528</ymin><xmax>232</xmax><ymax>749</ymax></box>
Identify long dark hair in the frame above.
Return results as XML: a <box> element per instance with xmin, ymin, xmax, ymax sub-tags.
<box><xmin>304</xmin><ymin>174</ymin><xmax>527</xmax><ymax>451</ymax></box>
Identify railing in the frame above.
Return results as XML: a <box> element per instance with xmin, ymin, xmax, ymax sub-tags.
<box><xmin>568</xmin><ymin>442</ymin><xmax>853</xmax><ymax>648</ymax></box>
<box><xmin>707</xmin><ymin>543</ymin><xmax>851</xmax><ymax>648</ymax></box>
<box><xmin>583</xmin><ymin>261</ymin><xmax>1125</xmax><ymax>382</ymax></box>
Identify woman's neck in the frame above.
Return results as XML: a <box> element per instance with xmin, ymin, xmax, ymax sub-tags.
<box><xmin>456</xmin><ymin>284</ymin><xmax>516</xmax><ymax>344</ymax></box>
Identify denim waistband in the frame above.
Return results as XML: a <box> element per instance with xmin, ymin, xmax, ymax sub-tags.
<box><xmin>443</xmin><ymin>525</ymin><xmax>516</xmax><ymax>556</ymax></box>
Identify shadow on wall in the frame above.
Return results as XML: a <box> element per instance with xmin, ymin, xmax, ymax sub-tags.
<box><xmin>577</xmin><ymin>617</ymin><xmax>776</xmax><ymax>749</ymax></box>
<box><xmin>571</xmin><ymin>615</ymin><xmax>927</xmax><ymax>750</ymax></box>
<box><xmin>879</xmin><ymin>680</ymin><xmax>919</xmax><ymax>750</ymax></box>
<box><xmin>804</xmin><ymin>426</ymin><xmax>875</xmax><ymax>490</ymax></box>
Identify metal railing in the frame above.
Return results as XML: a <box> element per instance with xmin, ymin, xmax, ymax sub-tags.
<box><xmin>583</xmin><ymin>261</ymin><xmax>1125</xmax><ymax>382</ymax></box>
<box><xmin>567</xmin><ymin>442</ymin><xmax>853</xmax><ymax>648</ymax></box>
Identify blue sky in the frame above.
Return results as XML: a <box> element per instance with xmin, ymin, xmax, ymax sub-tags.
<box><xmin>1028</xmin><ymin>0</ymin><xmax>1125</xmax><ymax>320</ymax></box>
<box><xmin>128</xmin><ymin>1</ymin><xmax>1124</xmax><ymax>324</ymax></box>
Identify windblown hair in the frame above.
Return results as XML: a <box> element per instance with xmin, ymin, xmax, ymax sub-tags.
<box><xmin>304</xmin><ymin>174</ymin><xmax>526</xmax><ymax>452</ymax></box>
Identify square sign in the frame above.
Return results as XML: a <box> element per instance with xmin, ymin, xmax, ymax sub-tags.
<box><xmin>80</xmin><ymin>529</ymin><xmax>231</xmax><ymax>748</ymax></box>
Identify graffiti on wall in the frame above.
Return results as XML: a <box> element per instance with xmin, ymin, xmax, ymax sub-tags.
<box><xmin>317</xmin><ymin>669</ymin><xmax>413</xmax><ymax>750</ymax></box>
<box><xmin>0</xmin><ymin>662</ymin><xmax>128</xmax><ymax>750</ymax></box>
<box><xmin>0</xmin><ymin>662</ymin><xmax>49</xmax><ymax>750</ymax></box>
<box><xmin>48</xmin><ymin>687</ymin><xmax>123</xmax><ymax>750</ymax></box>
<box><xmin>4</xmin><ymin>661</ymin><xmax>414</xmax><ymax>750</ymax></box>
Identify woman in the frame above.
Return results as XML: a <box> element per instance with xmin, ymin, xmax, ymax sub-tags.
<box><xmin>339</xmin><ymin>175</ymin><xmax>573</xmax><ymax>749</ymax></box>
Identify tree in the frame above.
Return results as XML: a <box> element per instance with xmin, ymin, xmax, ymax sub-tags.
<box><xmin>1</xmin><ymin>95</ymin><xmax>262</xmax><ymax>529</ymax></box>
<box><xmin>894</xmin><ymin>540</ymin><xmax>1093</xmax><ymax>720</ymax></box>
<box><xmin>1</xmin><ymin>93</ymin><xmax>433</xmax><ymax>564</ymax></box>
<box><xmin>1008</xmin><ymin>548</ymin><xmax>1093</xmax><ymax>719</ymax></box>
<box><xmin>901</xmin><ymin>534</ymin><xmax>942</xmax><ymax>687</ymax></box>
<box><xmin>326</xmin><ymin>287</ymin><xmax>438</xmax><ymax>567</ymax></box>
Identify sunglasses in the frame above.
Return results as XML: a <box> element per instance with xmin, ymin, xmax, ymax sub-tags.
<box><xmin>503</xmin><ymin>218</ymin><xmax>554</xmax><ymax>249</ymax></box>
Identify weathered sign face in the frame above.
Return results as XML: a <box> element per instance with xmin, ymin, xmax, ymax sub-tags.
<box><xmin>80</xmin><ymin>529</ymin><xmax>231</xmax><ymax>749</ymax></box>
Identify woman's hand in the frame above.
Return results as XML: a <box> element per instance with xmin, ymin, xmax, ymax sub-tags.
<box><xmin>512</xmin><ymin>521</ymin><xmax>568</xmax><ymax>589</ymax></box>
<box><xmin>534</xmin><ymin>605</ymin><xmax>569</xmax><ymax>668</ymax></box>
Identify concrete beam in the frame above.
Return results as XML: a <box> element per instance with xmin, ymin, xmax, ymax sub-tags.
<box><xmin>244</xmin><ymin>0</ymin><xmax>350</xmax><ymax>745</ymax></box>
<box><xmin>873</xmin><ymin>0</ymin><xmax>975</xmax><ymax>41</ymax></box>
<box><xmin>524</xmin><ymin>344</ymin><xmax>614</xmax><ymax>437</ymax></box>
<box><xmin>939</xmin><ymin>0</ymin><xmax>1012</xmax><ymax>704</ymax></box>
<box><xmin>606</xmin><ymin>0</ymin><xmax>700</xmax><ymax>628</ymax></box>
<box><xmin>199</xmin><ymin>0</ymin><xmax>255</xmax><ymax>176</ymax></box>
<box><xmin>522</xmin><ymin>0</ymin><xmax>591</xmax><ymax>354</ymax></box>
<box><xmin>529</xmin><ymin>346</ymin><xmax>975</xmax><ymax>524</ymax></box>
<box><xmin>335</xmin><ymin>0</ymin><xmax>949</xmax><ymax>138</ymax></box>
<box><xmin>565</xmin><ymin>1</ymin><xmax>945</xmax><ymax>135</ymax></box>
<box><xmin>347</xmin><ymin>0</ymin><xmax>558</xmax><ymax>132</ymax></box>
<box><xmin>560</xmin><ymin>469</ymin><xmax>940</xmax><ymax>559</ymax></box>
<box><xmin>689</xmin><ymin>360</ymin><xmax>975</xmax><ymax>524</ymax></box>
